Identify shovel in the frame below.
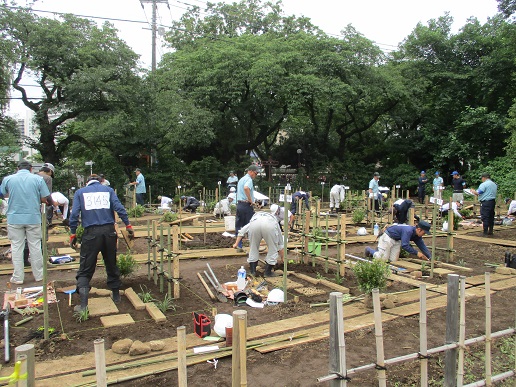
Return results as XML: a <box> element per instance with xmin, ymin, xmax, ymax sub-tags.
<box><xmin>206</xmin><ymin>263</ymin><xmax>224</xmax><ymax>293</ymax></box>
<box><xmin>204</xmin><ymin>271</ymin><xmax>227</xmax><ymax>303</ymax></box>
<box><xmin>64</xmin><ymin>289</ymin><xmax>76</xmax><ymax>307</ymax></box>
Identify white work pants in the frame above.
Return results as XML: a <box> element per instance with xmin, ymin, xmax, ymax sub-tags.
<box><xmin>330</xmin><ymin>192</ymin><xmax>340</xmax><ymax>209</ymax></box>
<box><xmin>8</xmin><ymin>224</ymin><xmax>44</xmax><ymax>282</ymax></box>
<box><xmin>373</xmin><ymin>232</ymin><xmax>401</xmax><ymax>262</ymax></box>
<box><xmin>247</xmin><ymin>214</ymin><xmax>283</xmax><ymax>265</ymax></box>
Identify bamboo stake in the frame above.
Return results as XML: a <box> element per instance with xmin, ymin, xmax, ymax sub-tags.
<box><xmin>41</xmin><ymin>204</ymin><xmax>49</xmax><ymax>340</ymax></box>
<box><xmin>167</xmin><ymin>225</ymin><xmax>172</xmax><ymax>298</ymax></box>
<box><xmin>177</xmin><ymin>326</ymin><xmax>187</xmax><ymax>387</ymax></box>
<box><xmin>283</xmin><ymin>187</ymin><xmax>289</xmax><ymax>300</ymax></box>
<box><xmin>372</xmin><ymin>288</ymin><xmax>387</xmax><ymax>387</ymax></box>
<box><xmin>419</xmin><ymin>284</ymin><xmax>428</xmax><ymax>387</ymax></box>
<box><xmin>152</xmin><ymin>221</ymin><xmax>157</xmax><ymax>285</ymax></box>
<box><xmin>328</xmin><ymin>292</ymin><xmax>347</xmax><ymax>387</ymax></box>
<box><xmin>339</xmin><ymin>214</ymin><xmax>346</xmax><ymax>278</ymax></box>
<box><xmin>408</xmin><ymin>207</ymin><xmax>415</xmax><ymax>226</ymax></box>
<box><xmin>485</xmin><ymin>272</ymin><xmax>492</xmax><ymax>386</ymax></box>
<box><xmin>303</xmin><ymin>210</ymin><xmax>310</xmax><ymax>264</ymax></box>
<box><xmin>94</xmin><ymin>339</ymin><xmax>107</xmax><ymax>387</ymax></box>
<box><xmin>173</xmin><ymin>225</ymin><xmax>180</xmax><ymax>299</ymax></box>
<box><xmin>448</xmin><ymin>197</ymin><xmax>455</xmax><ymax>262</ymax></box>
<box><xmin>444</xmin><ymin>274</ymin><xmax>460</xmax><ymax>386</ymax></box>
<box><xmin>324</xmin><ymin>212</ymin><xmax>329</xmax><ymax>273</ymax></box>
<box><xmin>147</xmin><ymin>220</ymin><xmax>151</xmax><ymax>281</ymax></box>
<box><xmin>159</xmin><ymin>226</ymin><xmax>164</xmax><ymax>294</ymax></box>
<box><xmin>232</xmin><ymin>310</ymin><xmax>248</xmax><ymax>387</ymax></box>
<box><xmin>15</xmin><ymin>344</ymin><xmax>35</xmax><ymax>387</ymax></box>
<box><xmin>430</xmin><ymin>203</ymin><xmax>438</xmax><ymax>278</ymax></box>
<box><xmin>457</xmin><ymin>276</ymin><xmax>466</xmax><ymax>387</ymax></box>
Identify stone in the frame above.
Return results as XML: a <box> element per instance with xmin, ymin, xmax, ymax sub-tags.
<box><xmin>112</xmin><ymin>339</ymin><xmax>133</xmax><ymax>354</ymax></box>
<box><xmin>412</xmin><ymin>270</ymin><xmax>423</xmax><ymax>279</ymax></box>
<box><xmin>149</xmin><ymin>340</ymin><xmax>165</xmax><ymax>351</ymax></box>
<box><xmin>90</xmin><ymin>287</ymin><xmax>98</xmax><ymax>295</ymax></box>
<box><xmin>379</xmin><ymin>293</ymin><xmax>387</xmax><ymax>301</ymax></box>
<box><xmin>382</xmin><ymin>299</ymin><xmax>396</xmax><ymax>309</ymax></box>
<box><xmin>495</xmin><ymin>266</ymin><xmax>516</xmax><ymax>275</ymax></box>
<box><xmin>129</xmin><ymin>340</ymin><xmax>151</xmax><ymax>356</ymax></box>
<box><xmin>95</xmin><ymin>289</ymin><xmax>112</xmax><ymax>297</ymax></box>
<box><xmin>386</xmin><ymin>294</ymin><xmax>399</xmax><ymax>303</ymax></box>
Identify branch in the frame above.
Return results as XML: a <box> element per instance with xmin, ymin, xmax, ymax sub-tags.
<box><xmin>56</xmin><ymin>134</ymin><xmax>94</xmax><ymax>156</ymax></box>
<box><xmin>12</xmin><ymin>63</ymin><xmax>39</xmax><ymax>111</ymax></box>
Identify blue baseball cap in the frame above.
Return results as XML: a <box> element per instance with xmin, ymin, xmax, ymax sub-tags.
<box><xmin>435</xmin><ymin>171</ymin><xmax>440</xmax><ymax>175</ymax></box>
<box><xmin>451</xmin><ymin>171</ymin><xmax>459</xmax><ymax>176</ymax></box>
<box><xmin>420</xmin><ymin>170</ymin><xmax>425</xmax><ymax>174</ymax></box>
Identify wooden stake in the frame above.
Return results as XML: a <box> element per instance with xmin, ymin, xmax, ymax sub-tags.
<box><xmin>15</xmin><ymin>344</ymin><xmax>35</xmax><ymax>387</ymax></box>
<box><xmin>94</xmin><ymin>339</ymin><xmax>107</xmax><ymax>387</ymax></box>
<box><xmin>152</xmin><ymin>221</ymin><xmax>158</xmax><ymax>285</ymax></box>
<box><xmin>172</xmin><ymin>226</ymin><xmax>180</xmax><ymax>299</ymax></box>
<box><xmin>147</xmin><ymin>220</ymin><xmax>151</xmax><ymax>281</ymax></box>
<box><xmin>232</xmin><ymin>310</ymin><xmax>248</xmax><ymax>387</ymax></box>
<box><xmin>408</xmin><ymin>207</ymin><xmax>415</xmax><ymax>226</ymax></box>
<box><xmin>197</xmin><ymin>273</ymin><xmax>216</xmax><ymax>301</ymax></box>
<box><xmin>457</xmin><ymin>277</ymin><xmax>466</xmax><ymax>387</ymax></box>
<box><xmin>329</xmin><ymin>292</ymin><xmax>347</xmax><ymax>387</ymax></box>
<box><xmin>159</xmin><ymin>226</ymin><xmax>164</xmax><ymax>294</ymax></box>
<box><xmin>177</xmin><ymin>326</ymin><xmax>187</xmax><ymax>387</ymax></box>
<box><xmin>485</xmin><ymin>272</ymin><xmax>492</xmax><ymax>386</ymax></box>
<box><xmin>419</xmin><ymin>284</ymin><xmax>428</xmax><ymax>387</ymax></box>
<box><xmin>41</xmin><ymin>204</ymin><xmax>49</xmax><ymax>340</ymax></box>
<box><xmin>303</xmin><ymin>210</ymin><xmax>310</xmax><ymax>264</ymax></box>
<box><xmin>372</xmin><ymin>289</ymin><xmax>387</xmax><ymax>387</ymax></box>
<box><xmin>447</xmin><ymin>197</ymin><xmax>455</xmax><ymax>262</ymax></box>
<box><xmin>444</xmin><ymin>274</ymin><xmax>459</xmax><ymax>386</ymax></box>
<box><xmin>430</xmin><ymin>203</ymin><xmax>438</xmax><ymax>279</ymax></box>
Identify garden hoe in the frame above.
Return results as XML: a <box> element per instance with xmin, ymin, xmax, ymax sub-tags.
<box><xmin>204</xmin><ymin>271</ymin><xmax>227</xmax><ymax>303</ymax></box>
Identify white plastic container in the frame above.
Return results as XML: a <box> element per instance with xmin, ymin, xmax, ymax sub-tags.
<box><xmin>236</xmin><ymin>266</ymin><xmax>246</xmax><ymax>290</ymax></box>
<box><xmin>225</xmin><ymin>215</ymin><xmax>236</xmax><ymax>232</ymax></box>
<box><xmin>373</xmin><ymin>223</ymin><xmax>379</xmax><ymax>237</ymax></box>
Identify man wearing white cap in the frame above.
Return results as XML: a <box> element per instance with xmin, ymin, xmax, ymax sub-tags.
<box><xmin>51</xmin><ymin>192</ymin><xmax>70</xmax><ymax>221</ymax></box>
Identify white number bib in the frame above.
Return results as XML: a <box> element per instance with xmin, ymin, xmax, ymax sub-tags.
<box><xmin>83</xmin><ymin>192</ymin><xmax>110</xmax><ymax>210</ymax></box>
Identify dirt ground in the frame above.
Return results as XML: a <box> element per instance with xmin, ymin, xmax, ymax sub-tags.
<box><xmin>0</xmin><ymin>215</ymin><xmax>515</xmax><ymax>386</ymax></box>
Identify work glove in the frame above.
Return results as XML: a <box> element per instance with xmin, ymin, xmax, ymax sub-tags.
<box><xmin>69</xmin><ymin>234</ymin><xmax>77</xmax><ymax>249</ymax></box>
<box><xmin>126</xmin><ymin>225</ymin><xmax>134</xmax><ymax>240</ymax></box>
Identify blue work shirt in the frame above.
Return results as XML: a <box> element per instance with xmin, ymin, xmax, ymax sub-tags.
<box><xmin>433</xmin><ymin>177</ymin><xmax>443</xmax><ymax>190</ymax></box>
<box><xmin>1</xmin><ymin>169</ymin><xmax>50</xmax><ymax>225</ymax></box>
<box><xmin>135</xmin><ymin>173</ymin><xmax>146</xmax><ymax>194</ymax></box>
<box><xmin>477</xmin><ymin>179</ymin><xmax>497</xmax><ymax>201</ymax></box>
<box><xmin>369</xmin><ymin>178</ymin><xmax>379</xmax><ymax>194</ymax></box>
<box><xmin>69</xmin><ymin>180</ymin><xmax>130</xmax><ymax>234</ymax></box>
<box><xmin>385</xmin><ymin>224</ymin><xmax>431</xmax><ymax>259</ymax></box>
<box><xmin>236</xmin><ymin>173</ymin><xmax>254</xmax><ymax>202</ymax></box>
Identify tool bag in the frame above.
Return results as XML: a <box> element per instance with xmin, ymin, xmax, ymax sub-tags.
<box><xmin>192</xmin><ymin>312</ymin><xmax>211</xmax><ymax>338</ymax></box>
<box><xmin>505</xmin><ymin>252</ymin><xmax>516</xmax><ymax>269</ymax></box>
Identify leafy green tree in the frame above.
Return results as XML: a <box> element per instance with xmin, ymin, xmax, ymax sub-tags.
<box><xmin>0</xmin><ymin>5</ymin><xmax>140</xmax><ymax>165</ymax></box>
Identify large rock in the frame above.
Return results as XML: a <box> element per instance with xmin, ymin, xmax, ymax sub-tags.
<box><xmin>412</xmin><ymin>270</ymin><xmax>423</xmax><ymax>279</ymax></box>
<box><xmin>149</xmin><ymin>340</ymin><xmax>165</xmax><ymax>351</ymax></box>
<box><xmin>112</xmin><ymin>339</ymin><xmax>133</xmax><ymax>354</ymax></box>
<box><xmin>382</xmin><ymin>299</ymin><xmax>396</xmax><ymax>309</ymax></box>
<box><xmin>129</xmin><ymin>340</ymin><xmax>151</xmax><ymax>356</ymax></box>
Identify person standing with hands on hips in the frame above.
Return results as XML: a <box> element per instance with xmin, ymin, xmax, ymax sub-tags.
<box><xmin>471</xmin><ymin>173</ymin><xmax>497</xmax><ymax>236</ymax></box>
<box><xmin>234</xmin><ymin>165</ymin><xmax>259</xmax><ymax>252</ymax></box>
<box><xmin>417</xmin><ymin>171</ymin><xmax>428</xmax><ymax>204</ymax></box>
<box><xmin>69</xmin><ymin>174</ymin><xmax>134</xmax><ymax>312</ymax></box>
<box><xmin>129</xmin><ymin>168</ymin><xmax>146</xmax><ymax>206</ymax></box>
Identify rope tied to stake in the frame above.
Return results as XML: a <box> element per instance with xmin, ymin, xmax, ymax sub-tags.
<box><xmin>0</xmin><ymin>361</ymin><xmax>28</xmax><ymax>384</ymax></box>
<box><xmin>417</xmin><ymin>352</ymin><xmax>431</xmax><ymax>360</ymax></box>
<box><xmin>375</xmin><ymin>364</ymin><xmax>387</xmax><ymax>371</ymax></box>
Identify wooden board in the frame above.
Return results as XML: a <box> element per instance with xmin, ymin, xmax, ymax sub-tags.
<box><xmin>465</xmin><ymin>273</ymin><xmax>514</xmax><ymax>286</ymax></box>
<box><xmin>265</xmin><ymin>277</ymin><xmax>304</xmax><ymax>289</ymax></box>
<box><xmin>120</xmin><ymin>228</ymin><xmax>134</xmax><ymax>250</ymax></box>
<box><xmin>490</xmin><ymin>277</ymin><xmax>516</xmax><ymax>291</ymax></box>
<box><xmin>100</xmin><ymin>313</ymin><xmax>135</xmax><ymax>328</ymax></box>
<box><xmin>454</xmin><ymin>234</ymin><xmax>516</xmax><ymax>247</ymax></box>
<box><xmin>383</xmin><ymin>295</ymin><xmax>448</xmax><ymax>317</ymax></box>
<box><xmin>87</xmin><ymin>297</ymin><xmax>119</xmax><ymax>317</ymax></box>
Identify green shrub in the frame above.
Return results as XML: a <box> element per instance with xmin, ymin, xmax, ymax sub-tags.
<box><xmin>445</xmin><ymin>214</ymin><xmax>461</xmax><ymax>231</ymax></box>
<box><xmin>117</xmin><ymin>252</ymin><xmax>138</xmax><ymax>278</ymax></box>
<box><xmin>230</xmin><ymin>204</ymin><xmax>237</xmax><ymax>215</ymax></box>
<box><xmin>160</xmin><ymin>212</ymin><xmax>178</xmax><ymax>223</ymax></box>
<box><xmin>352</xmin><ymin>208</ymin><xmax>365</xmax><ymax>224</ymax></box>
<box><xmin>128</xmin><ymin>205</ymin><xmax>145</xmax><ymax>218</ymax></box>
<box><xmin>205</xmin><ymin>201</ymin><xmax>216</xmax><ymax>212</ymax></box>
<box><xmin>353</xmin><ymin>259</ymin><xmax>391</xmax><ymax>294</ymax></box>
<box><xmin>459</xmin><ymin>209</ymin><xmax>472</xmax><ymax>218</ymax></box>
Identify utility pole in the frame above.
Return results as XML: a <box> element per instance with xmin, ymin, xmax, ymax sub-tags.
<box><xmin>140</xmin><ymin>0</ymin><xmax>169</xmax><ymax>71</ymax></box>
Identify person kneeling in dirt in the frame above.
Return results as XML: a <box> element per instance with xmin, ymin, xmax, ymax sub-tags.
<box><xmin>232</xmin><ymin>211</ymin><xmax>284</xmax><ymax>277</ymax></box>
<box><xmin>365</xmin><ymin>221</ymin><xmax>431</xmax><ymax>262</ymax></box>
<box><xmin>392</xmin><ymin>199</ymin><xmax>417</xmax><ymax>224</ymax></box>
<box><xmin>181</xmin><ymin>195</ymin><xmax>200</xmax><ymax>213</ymax></box>
<box><xmin>213</xmin><ymin>196</ymin><xmax>234</xmax><ymax>217</ymax></box>
<box><xmin>69</xmin><ymin>174</ymin><xmax>134</xmax><ymax>312</ymax></box>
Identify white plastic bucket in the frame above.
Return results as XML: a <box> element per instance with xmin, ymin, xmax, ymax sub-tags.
<box><xmin>225</xmin><ymin>215</ymin><xmax>236</xmax><ymax>232</ymax></box>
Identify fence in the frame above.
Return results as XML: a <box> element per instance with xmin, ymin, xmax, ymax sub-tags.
<box><xmin>318</xmin><ymin>273</ymin><xmax>516</xmax><ymax>386</ymax></box>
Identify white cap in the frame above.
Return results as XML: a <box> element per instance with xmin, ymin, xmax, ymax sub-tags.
<box><xmin>270</xmin><ymin>204</ymin><xmax>279</xmax><ymax>215</ymax></box>
<box><xmin>230</xmin><ymin>187</ymin><xmax>236</xmax><ymax>192</ymax></box>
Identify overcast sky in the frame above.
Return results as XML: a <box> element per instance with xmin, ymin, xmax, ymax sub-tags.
<box><xmin>8</xmin><ymin>0</ymin><xmax>500</xmax><ymax>116</ymax></box>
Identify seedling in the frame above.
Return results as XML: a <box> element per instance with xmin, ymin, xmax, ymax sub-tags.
<box><xmin>137</xmin><ymin>285</ymin><xmax>154</xmax><ymax>303</ymax></box>
<box><xmin>160</xmin><ymin>212</ymin><xmax>178</xmax><ymax>223</ymax></box>
<box><xmin>154</xmin><ymin>293</ymin><xmax>176</xmax><ymax>313</ymax></box>
<box><xmin>353</xmin><ymin>259</ymin><xmax>391</xmax><ymax>294</ymax></box>
<box><xmin>73</xmin><ymin>309</ymin><xmax>89</xmax><ymax>323</ymax></box>
<box><xmin>117</xmin><ymin>252</ymin><xmax>138</xmax><ymax>278</ymax></box>
<box><xmin>420</xmin><ymin>261</ymin><xmax>428</xmax><ymax>273</ymax></box>
<box><xmin>352</xmin><ymin>208</ymin><xmax>365</xmax><ymax>224</ymax></box>
<box><xmin>128</xmin><ymin>205</ymin><xmax>145</xmax><ymax>218</ymax></box>
<box><xmin>37</xmin><ymin>326</ymin><xmax>55</xmax><ymax>335</ymax></box>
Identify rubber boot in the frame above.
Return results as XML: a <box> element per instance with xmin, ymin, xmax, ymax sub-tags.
<box><xmin>249</xmin><ymin>262</ymin><xmax>258</xmax><ymax>276</ymax></box>
<box><xmin>112</xmin><ymin>288</ymin><xmax>121</xmax><ymax>303</ymax></box>
<box><xmin>487</xmin><ymin>226</ymin><xmax>493</xmax><ymax>235</ymax></box>
<box><xmin>483</xmin><ymin>227</ymin><xmax>488</xmax><ymax>235</ymax></box>
<box><xmin>264</xmin><ymin>264</ymin><xmax>276</xmax><ymax>277</ymax></box>
<box><xmin>74</xmin><ymin>288</ymin><xmax>89</xmax><ymax>312</ymax></box>
<box><xmin>365</xmin><ymin>247</ymin><xmax>376</xmax><ymax>258</ymax></box>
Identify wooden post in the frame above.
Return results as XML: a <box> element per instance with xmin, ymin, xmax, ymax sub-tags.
<box><xmin>329</xmin><ymin>292</ymin><xmax>347</xmax><ymax>387</ymax></box>
<box><xmin>16</xmin><ymin>354</ymin><xmax>27</xmax><ymax>387</ymax></box>
<box><xmin>406</xmin><ymin>189</ymin><xmax>409</xmax><ymax>199</ymax></box>
<box><xmin>457</xmin><ymin>277</ymin><xmax>466</xmax><ymax>387</ymax></box>
<box><xmin>447</xmin><ymin>198</ymin><xmax>455</xmax><ymax>263</ymax></box>
<box><xmin>408</xmin><ymin>207</ymin><xmax>415</xmax><ymax>226</ymax></box>
<box><xmin>15</xmin><ymin>345</ymin><xmax>35</xmax><ymax>387</ymax></box>
<box><xmin>41</xmin><ymin>204</ymin><xmax>49</xmax><ymax>340</ymax></box>
<box><xmin>172</xmin><ymin>225</ymin><xmax>180</xmax><ymax>299</ymax></box>
<box><xmin>372</xmin><ymin>289</ymin><xmax>387</xmax><ymax>387</ymax></box>
<box><xmin>167</xmin><ymin>225</ymin><xmax>172</xmax><ymax>298</ymax></box>
<box><xmin>147</xmin><ymin>220</ymin><xmax>151</xmax><ymax>281</ymax></box>
<box><xmin>148</xmin><ymin>185</ymin><xmax>152</xmax><ymax>206</ymax></box>
<box><xmin>152</xmin><ymin>221</ymin><xmax>158</xmax><ymax>285</ymax></box>
<box><xmin>339</xmin><ymin>214</ymin><xmax>346</xmax><ymax>278</ymax></box>
<box><xmin>203</xmin><ymin>215</ymin><xmax>207</xmax><ymax>245</ymax></box>
<box><xmin>215</xmin><ymin>187</ymin><xmax>219</xmax><ymax>206</ymax></box>
<box><xmin>232</xmin><ymin>310</ymin><xmax>248</xmax><ymax>387</ymax></box>
<box><xmin>159</xmin><ymin>225</ymin><xmax>164</xmax><ymax>294</ymax></box>
<box><xmin>444</xmin><ymin>274</ymin><xmax>459</xmax><ymax>387</ymax></box>
<box><xmin>485</xmin><ymin>272</ymin><xmax>492</xmax><ymax>386</ymax></box>
<box><xmin>419</xmin><ymin>285</ymin><xmax>428</xmax><ymax>387</ymax></box>
<box><xmin>303</xmin><ymin>210</ymin><xmax>311</xmax><ymax>264</ymax></box>
<box><xmin>94</xmin><ymin>339</ymin><xmax>107</xmax><ymax>387</ymax></box>
<box><xmin>283</xmin><ymin>187</ymin><xmax>289</xmax><ymax>300</ymax></box>
<box><xmin>177</xmin><ymin>326</ymin><xmax>187</xmax><ymax>387</ymax></box>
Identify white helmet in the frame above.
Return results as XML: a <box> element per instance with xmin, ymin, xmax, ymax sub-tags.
<box><xmin>357</xmin><ymin>227</ymin><xmax>368</xmax><ymax>236</ymax></box>
<box><xmin>213</xmin><ymin>314</ymin><xmax>233</xmax><ymax>337</ymax></box>
<box><xmin>270</xmin><ymin>204</ymin><xmax>279</xmax><ymax>215</ymax></box>
<box><xmin>230</xmin><ymin>187</ymin><xmax>236</xmax><ymax>192</ymax></box>
<box><xmin>267</xmin><ymin>288</ymin><xmax>284</xmax><ymax>303</ymax></box>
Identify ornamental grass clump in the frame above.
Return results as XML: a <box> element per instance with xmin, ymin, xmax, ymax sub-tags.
<box><xmin>353</xmin><ymin>259</ymin><xmax>391</xmax><ymax>294</ymax></box>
